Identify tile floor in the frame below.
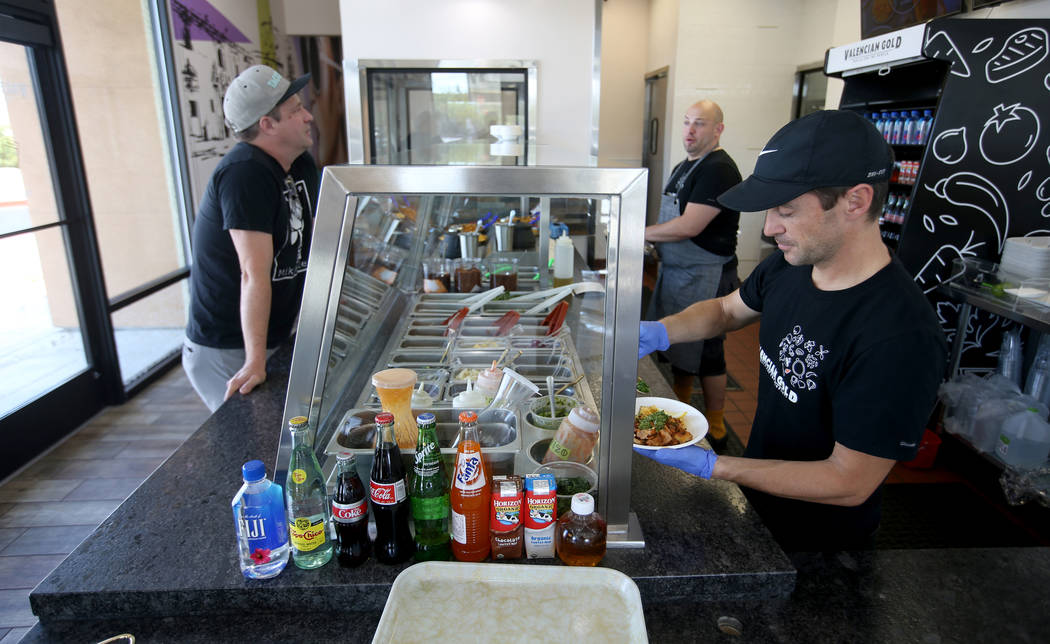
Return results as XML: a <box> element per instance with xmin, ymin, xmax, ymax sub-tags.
<box><xmin>0</xmin><ymin>367</ymin><xmax>209</xmax><ymax>640</ymax></box>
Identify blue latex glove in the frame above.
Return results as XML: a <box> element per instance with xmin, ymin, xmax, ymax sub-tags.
<box><xmin>638</xmin><ymin>321</ymin><xmax>670</xmax><ymax>359</ymax></box>
<box><xmin>634</xmin><ymin>444</ymin><xmax>718</xmax><ymax>479</ymax></box>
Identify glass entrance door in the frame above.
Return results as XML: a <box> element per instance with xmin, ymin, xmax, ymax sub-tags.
<box><xmin>0</xmin><ymin>42</ymin><xmax>91</xmax><ymax>418</ymax></box>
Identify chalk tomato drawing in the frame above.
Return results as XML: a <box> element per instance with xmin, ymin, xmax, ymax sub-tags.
<box><xmin>979</xmin><ymin>103</ymin><xmax>1040</xmax><ymax>166</ymax></box>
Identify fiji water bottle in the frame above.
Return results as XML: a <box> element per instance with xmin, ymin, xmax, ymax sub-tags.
<box><xmin>905</xmin><ymin>111</ymin><xmax>920</xmax><ymax>144</ymax></box>
<box><xmin>232</xmin><ymin>460</ymin><xmax>290</xmax><ymax>579</ymax></box>
<box><xmin>918</xmin><ymin>109</ymin><xmax>934</xmax><ymax>145</ymax></box>
<box><xmin>891</xmin><ymin>112</ymin><xmax>905</xmax><ymax>144</ymax></box>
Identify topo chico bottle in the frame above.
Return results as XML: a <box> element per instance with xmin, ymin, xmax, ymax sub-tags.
<box><xmin>410</xmin><ymin>412</ymin><xmax>451</xmax><ymax>561</ymax></box>
<box><xmin>284</xmin><ymin>416</ymin><xmax>333</xmax><ymax>569</ymax></box>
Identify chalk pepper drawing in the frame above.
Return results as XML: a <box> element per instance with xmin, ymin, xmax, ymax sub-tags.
<box><xmin>926</xmin><ymin>171</ymin><xmax>1010</xmax><ymax>252</ymax></box>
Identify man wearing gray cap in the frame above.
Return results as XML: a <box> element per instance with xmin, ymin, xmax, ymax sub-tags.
<box><xmin>636</xmin><ymin>110</ymin><xmax>947</xmax><ymax>551</ymax></box>
<box><xmin>183</xmin><ymin>64</ymin><xmax>317</xmax><ymax>411</ymax></box>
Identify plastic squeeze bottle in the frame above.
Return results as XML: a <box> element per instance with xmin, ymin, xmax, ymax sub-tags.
<box><xmin>553</xmin><ymin>234</ymin><xmax>574</xmax><ymax>288</ymax></box>
<box><xmin>542</xmin><ymin>405</ymin><xmax>600</xmax><ymax>464</ymax></box>
<box><xmin>555</xmin><ymin>492</ymin><xmax>607</xmax><ymax>566</ymax></box>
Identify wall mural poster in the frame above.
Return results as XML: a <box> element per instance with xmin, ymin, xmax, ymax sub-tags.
<box><xmin>167</xmin><ymin>0</ymin><xmax>296</xmax><ymax>209</ymax></box>
<box><xmin>860</xmin><ymin>0</ymin><xmax>963</xmax><ymax>39</ymax></box>
<box><xmin>895</xmin><ymin>19</ymin><xmax>1050</xmax><ymax>372</ymax></box>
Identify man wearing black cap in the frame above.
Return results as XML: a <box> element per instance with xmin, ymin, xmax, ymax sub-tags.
<box><xmin>637</xmin><ymin>110</ymin><xmax>947</xmax><ymax>551</ymax></box>
<box><xmin>183</xmin><ymin>65</ymin><xmax>317</xmax><ymax>411</ymax></box>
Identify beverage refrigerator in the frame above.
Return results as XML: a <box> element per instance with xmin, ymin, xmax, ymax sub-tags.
<box><xmin>273</xmin><ymin>165</ymin><xmax>649</xmax><ymax>547</ymax></box>
<box><xmin>826</xmin><ymin>17</ymin><xmax>1050</xmax><ymax>371</ymax></box>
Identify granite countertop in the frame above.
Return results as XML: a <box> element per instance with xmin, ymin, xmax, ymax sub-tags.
<box><xmin>24</xmin><ymin>348</ymin><xmax>1050</xmax><ymax>642</ymax></box>
<box><xmin>25</xmin><ymin>348</ymin><xmax>793</xmax><ymax>640</ymax></box>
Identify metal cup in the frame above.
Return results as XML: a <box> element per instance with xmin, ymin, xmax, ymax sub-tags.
<box><xmin>493</xmin><ymin>222</ymin><xmax>514</xmax><ymax>252</ymax></box>
<box><xmin>459</xmin><ymin>231</ymin><xmax>480</xmax><ymax>259</ymax></box>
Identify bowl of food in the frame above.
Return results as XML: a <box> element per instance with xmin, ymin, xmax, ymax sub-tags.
<box><xmin>528</xmin><ymin>395</ymin><xmax>579</xmax><ymax>431</ymax></box>
<box><xmin>532</xmin><ymin>461</ymin><xmax>597</xmax><ymax>516</ymax></box>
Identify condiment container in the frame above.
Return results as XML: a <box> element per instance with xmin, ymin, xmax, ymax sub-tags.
<box><xmin>997</xmin><ymin>408</ymin><xmax>1050</xmax><ymax>468</ymax></box>
<box><xmin>476</xmin><ymin>361</ymin><xmax>503</xmax><ymax>402</ymax></box>
<box><xmin>372</xmin><ymin>368</ymin><xmax>418</xmax><ymax>448</ymax></box>
<box><xmin>556</xmin><ymin>492</ymin><xmax>606</xmax><ymax>567</ymax></box>
<box><xmin>528</xmin><ymin>395</ymin><xmax>579</xmax><ymax>431</ymax></box>
<box><xmin>542</xmin><ymin>405</ymin><xmax>600</xmax><ymax>464</ymax></box>
<box><xmin>452</xmin><ymin>379</ymin><xmax>488</xmax><ymax>410</ymax></box>
<box><xmin>489</xmin><ymin>475</ymin><xmax>524</xmax><ymax>560</ymax></box>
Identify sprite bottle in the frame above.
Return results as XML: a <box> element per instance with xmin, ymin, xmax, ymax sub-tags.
<box><xmin>410</xmin><ymin>412</ymin><xmax>451</xmax><ymax>561</ymax></box>
<box><xmin>284</xmin><ymin>416</ymin><xmax>333</xmax><ymax>569</ymax></box>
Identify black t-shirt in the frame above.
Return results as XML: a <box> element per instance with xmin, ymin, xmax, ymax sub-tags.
<box><xmin>186</xmin><ymin>142</ymin><xmax>318</xmax><ymax>349</ymax></box>
<box><xmin>738</xmin><ymin>251</ymin><xmax>947</xmax><ymax>551</ymax></box>
<box><xmin>663</xmin><ymin>149</ymin><xmax>741</xmax><ymax>256</ymax></box>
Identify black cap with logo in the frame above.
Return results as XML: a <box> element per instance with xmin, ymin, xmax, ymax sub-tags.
<box><xmin>718</xmin><ymin>110</ymin><xmax>893</xmax><ymax>212</ymax></box>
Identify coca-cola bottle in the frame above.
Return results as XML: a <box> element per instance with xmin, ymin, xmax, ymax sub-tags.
<box><xmin>370</xmin><ymin>411</ymin><xmax>415</xmax><ymax>564</ymax></box>
<box><xmin>332</xmin><ymin>452</ymin><xmax>371</xmax><ymax>567</ymax></box>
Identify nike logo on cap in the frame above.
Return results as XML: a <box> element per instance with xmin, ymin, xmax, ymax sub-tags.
<box><xmin>758</xmin><ymin>149</ymin><xmax>778</xmax><ymax>157</ymax></box>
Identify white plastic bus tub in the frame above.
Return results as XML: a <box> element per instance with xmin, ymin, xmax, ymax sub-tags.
<box><xmin>372</xmin><ymin>561</ymin><xmax>648</xmax><ymax>643</ymax></box>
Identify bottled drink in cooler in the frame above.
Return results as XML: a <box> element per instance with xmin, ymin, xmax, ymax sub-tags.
<box><xmin>232</xmin><ymin>459</ymin><xmax>289</xmax><ymax>579</ymax></box>
<box><xmin>284</xmin><ymin>416</ymin><xmax>333</xmax><ymax>569</ymax></box>
<box><xmin>917</xmin><ymin>109</ymin><xmax>934</xmax><ymax>145</ymax></box>
<box><xmin>370</xmin><ymin>411</ymin><xmax>415</xmax><ymax>564</ymax></box>
<box><xmin>450</xmin><ymin>410</ymin><xmax>491</xmax><ymax>561</ymax></box>
<box><xmin>332</xmin><ymin>452</ymin><xmax>371</xmax><ymax>568</ymax></box>
<box><xmin>410</xmin><ymin>412</ymin><xmax>452</xmax><ymax>561</ymax></box>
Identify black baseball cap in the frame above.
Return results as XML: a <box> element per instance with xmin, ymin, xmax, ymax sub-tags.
<box><xmin>718</xmin><ymin>110</ymin><xmax>892</xmax><ymax>212</ymax></box>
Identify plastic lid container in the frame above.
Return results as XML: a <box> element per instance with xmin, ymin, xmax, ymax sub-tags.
<box><xmin>566</xmin><ymin>405</ymin><xmax>600</xmax><ymax>434</ymax></box>
<box><xmin>372</xmin><ymin>368</ymin><xmax>417</xmax><ymax>389</ymax></box>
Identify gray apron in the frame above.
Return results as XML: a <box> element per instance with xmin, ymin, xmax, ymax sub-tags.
<box><xmin>647</xmin><ymin>158</ymin><xmax>733</xmax><ymax>373</ymax></box>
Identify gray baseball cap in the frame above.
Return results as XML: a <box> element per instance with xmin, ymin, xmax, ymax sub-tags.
<box><xmin>223</xmin><ymin>65</ymin><xmax>310</xmax><ymax>133</ymax></box>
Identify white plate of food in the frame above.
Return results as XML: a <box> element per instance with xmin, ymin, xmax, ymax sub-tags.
<box><xmin>633</xmin><ymin>397</ymin><xmax>708</xmax><ymax>450</ymax></box>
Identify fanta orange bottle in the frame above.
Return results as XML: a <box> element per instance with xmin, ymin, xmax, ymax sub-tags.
<box><xmin>450</xmin><ymin>410</ymin><xmax>491</xmax><ymax>561</ymax></box>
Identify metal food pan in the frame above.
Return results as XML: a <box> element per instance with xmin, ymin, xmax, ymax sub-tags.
<box><xmin>508</xmin><ymin>336</ymin><xmax>564</xmax><ymax>350</ymax></box>
<box><xmin>398</xmin><ymin>336</ymin><xmax>451</xmax><ymax>350</ymax></box>
<box><xmin>410</xmin><ymin>316</ymin><xmax>547</xmax><ymax>327</ymax></box>
<box><xmin>388</xmin><ymin>351</ymin><xmax>450</xmax><ymax>367</ymax></box>
<box><xmin>453</xmin><ymin>336</ymin><xmax>508</xmax><ymax>350</ymax></box>
<box><xmin>449</xmin><ymin>348</ymin><xmax>507</xmax><ymax>366</ymax></box>
<box><xmin>448</xmin><ymin>363</ymin><xmax>575</xmax><ymax>385</ymax></box>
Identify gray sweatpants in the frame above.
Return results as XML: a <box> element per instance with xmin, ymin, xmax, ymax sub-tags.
<box><xmin>182</xmin><ymin>337</ymin><xmax>277</xmax><ymax>412</ymax></box>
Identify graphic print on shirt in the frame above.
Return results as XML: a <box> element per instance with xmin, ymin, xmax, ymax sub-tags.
<box><xmin>767</xmin><ymin>324</ymin><xmax>829</xmax><ymax>401</ymax></box>
<box><xmin>273</xmin><ymin>176</ymin><xmax>311</xmax><ymax>281</ymax></box>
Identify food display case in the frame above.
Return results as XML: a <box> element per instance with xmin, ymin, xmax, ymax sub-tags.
<box><xmin>277</xmin><ymin>166</ymin><xmax>648</xmax><ymax>547</ymax></box>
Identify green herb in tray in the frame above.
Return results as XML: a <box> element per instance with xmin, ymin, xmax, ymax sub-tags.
<box><xmin>636</xmin><ymin>377</ymin><xmax>650</xmax><ymax>394</ymax></box>
<box><xmin>556</xmin><ymin>476</ymin><xmax>592</xmax><ymax>496</ymax></box>
<box><xmin>535</xmin><ymin>396</ymin><xmax>575</xmax><ymax>418</ymax></box>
